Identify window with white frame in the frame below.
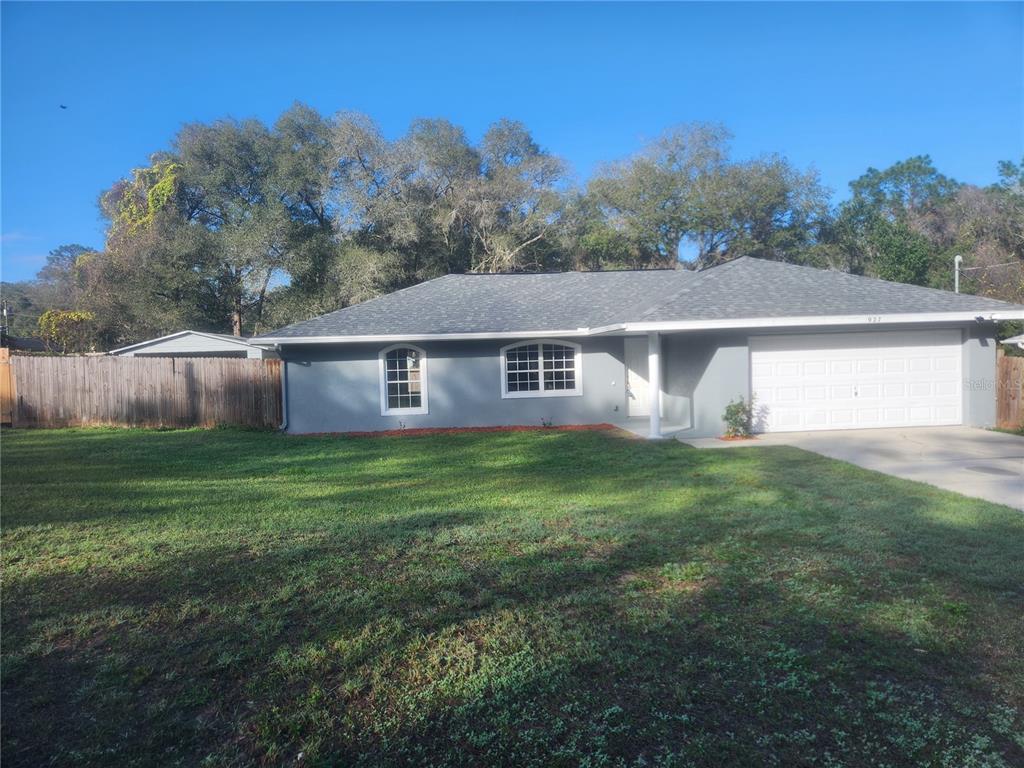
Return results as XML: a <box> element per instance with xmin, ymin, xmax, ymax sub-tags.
<box><xmin>501</xmin><ymin>340</ymin><xmax>582</xmax><ymax>398</ymax></box>
<box><xmin>379</xmin><ymin>345</ymin><xmax>428</xmax><ymax>415</ymax></box>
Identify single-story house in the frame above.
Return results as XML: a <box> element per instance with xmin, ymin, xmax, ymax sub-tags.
<box><xmin>109</xmin><ymin>330</ymin><xmax>277</xmax><ymax>359</ymax></box>
<box><xmin>251</xmin><ymin>257</ymin><xmax>1024</xmax><ymax>438</ymax></box>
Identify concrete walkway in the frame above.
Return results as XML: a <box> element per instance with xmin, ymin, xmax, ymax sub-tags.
<box><xmin>680</xmin><ymin>426</ymin><xmax>1024</xmax><ymax>510</ymax></box>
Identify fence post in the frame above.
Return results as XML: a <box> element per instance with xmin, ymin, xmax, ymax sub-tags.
<box><xmin>0</xmin><ymin>348</ymin><xmax>12</xmax><ymax>425</ymax></box>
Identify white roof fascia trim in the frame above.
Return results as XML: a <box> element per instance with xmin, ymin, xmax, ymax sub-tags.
<box><xmin>109</xmin><ymin>330</ymin><xmax>255</xmax><ymax>355</ymax></box>
<box><xmin>604</xmin><ymin>311</ymin><xmax>1024</xmax><ymax>334</ymax></box>
<box><xmin>253</xmin><ymin>311</ymin><xmax>1024</xmax><ymax>346</ymax></box>
<box><xmin>252</xmin><ymin>329</ymin><xmax>591</xmax><ymax>346</ymax></box>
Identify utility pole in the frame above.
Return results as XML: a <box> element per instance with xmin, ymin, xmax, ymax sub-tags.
<box><xmin>954</xmin><ymin>254</ymin><xmax>962</xmax><ymax>294</ymax></box>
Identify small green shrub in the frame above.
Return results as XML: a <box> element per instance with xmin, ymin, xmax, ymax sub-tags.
<box><xmin>723</xmin><ymin>396</ymin><xmax>755</xmax><ymax>437</ymax></box>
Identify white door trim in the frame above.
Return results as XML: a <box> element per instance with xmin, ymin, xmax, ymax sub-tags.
<box><xmin>625</xmin><ymin>336</ymin><xmax>664</xmax><ymax>418</ymax></box>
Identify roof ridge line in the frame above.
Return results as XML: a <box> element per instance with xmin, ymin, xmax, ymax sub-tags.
<box><xmin>453</xmin><ymin>268</ymin><xmax>683</xmax><ymax>276</ymax></box>
<box><xmin>694</xmin><ymin>255</ymin><xmax>748</xmax><ymax>273</ymax></box>
<box><xmin>632</xmin><ymin>256</ymin><xmax>752</xmax><ymax>321</ymax></box>
<box><xmin>632</xmin><ymin>268</ymin><xmax>705</xmax><ymax>320</ymax></box>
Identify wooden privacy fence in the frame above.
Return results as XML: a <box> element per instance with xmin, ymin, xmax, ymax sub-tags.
<box><xmin>6</xmin><ymin>355</ymin><xmax>282</xmax><ymax>429</ymax></box>
<box><xmin>997</xmin><ymin>350</ymin><xmax>1024</xmax><ymax>430</ymax></box>
<box><xmin>0</xmin><ymin>349</ymin><xmax>12</xmax><ymax>425</ymax></box>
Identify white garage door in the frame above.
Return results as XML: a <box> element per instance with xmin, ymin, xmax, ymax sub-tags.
<box><xmin>750</xmin><ymin>330</ymin><xmax>962</xmax><ymax>433</ymax></box>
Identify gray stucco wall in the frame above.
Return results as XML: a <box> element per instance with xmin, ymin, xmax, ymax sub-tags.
<box><xmin>663</xmin><ymin>332</ymin><xmax>751</xmax><ymax>439</ymax></box>
<box><xmin>283</xmin><ymin>337</ymin><xmax>629</xmax><ymax>433</ymax></box>
<box><xmin>962</xmin><ymin>323</ymin><xmax>998</xmax><ymax>428</ymax></box>
<box><xmin>281</xmin><ymin>323</ymin><xmax>1000</xmax><ymax>436</ymax></box>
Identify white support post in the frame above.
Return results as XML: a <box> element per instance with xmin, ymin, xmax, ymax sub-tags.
<box><xmin>647</xmin><ymin>331</ymin><xmax>662</xmax><ymax>439</ymax></box>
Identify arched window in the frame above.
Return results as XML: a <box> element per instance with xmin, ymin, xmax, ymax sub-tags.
<box><xmin>500</xmin><ymin>340</ymin><xmax>582</xmax><ymax>399</ymax></box>
<box><xmin>378</xmin><ymin>345</ymin><xmax>428</xmax><ymax>415</ymax></box>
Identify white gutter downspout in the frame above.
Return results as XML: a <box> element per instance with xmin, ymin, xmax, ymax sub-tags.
<box><xmin>954</xmin><ymin>254</ymin><xmax>963</xmax><ymax>293</ymax></box>
<box><xmin>276</xmin><ymin>345</ymin><xmax>289</xmax><ymax>432</ymax></box>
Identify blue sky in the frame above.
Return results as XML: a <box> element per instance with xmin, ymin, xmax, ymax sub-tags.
<box><xmin>2</xmin><ymin>1</ymin><xmax>1021</xmax><ymax>281</ymax></box>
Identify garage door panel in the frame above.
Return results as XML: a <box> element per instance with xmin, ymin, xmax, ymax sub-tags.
<box><xmin>805</xmin><ymin>410</ymin><xmax>827</xmax><ymax>427</ymax></box>
<box><xmin>775</xmin><ymin>387</ymin><xmax>799</xmax><ymax>401</ymax></box>
<box><xmin>830</xmin><ymin>409</ymin><xmax>854</xmax><ymax>425</ymax></box>
<box><xmin>804</xmin><ymin>361</ymin><xmax>827</xmax><ymax>375</ymax></box>
<box><xmin>909</xmin><ymin>406</ymin><xmax>932</xmax><ymax>421</ymax></box>
<box><xmin>751</xmin><ymin>331</ymin><xmax>962</xmax><ymax>433</ymax></box>
<box><xmin>831</xmin><ymin>384</ymin><xmax>854</xmax><ymax>399</ymax></box>
<box><xmin>909</xmin><ymin>382</ymin><xmax>931</xmax><ymax>397</ymax></box>
<box><xmin>857</xmin><ymin>409</ymin><xmax>881</xmax><ymax>424</ymax></box>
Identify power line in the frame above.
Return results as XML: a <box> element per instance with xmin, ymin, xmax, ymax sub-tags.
<box><xmin>960</xmin><ymin>261</ymin><xmax>1021</xmax><ymax>272</ymax></box>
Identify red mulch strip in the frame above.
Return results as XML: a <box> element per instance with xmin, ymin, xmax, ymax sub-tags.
<box><xmin>717</xmin><ymin>435</ymin><xmax>758</xmax><ymax>442</ymax></box>
<box><xmin>302</xmin><ymin>423</ymin><xmax>623</xmax><ymax>438</ymax></box>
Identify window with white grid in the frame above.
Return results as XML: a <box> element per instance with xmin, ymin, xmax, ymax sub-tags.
<box><xmin>378</xmin><ymin>345</ymin><xmax>428</xmax><ymax>415</ymax></box>
<box><xmin>501</xmin><ymin>340</ymin><xmax>582</xmax><ymax>398</ymax></box>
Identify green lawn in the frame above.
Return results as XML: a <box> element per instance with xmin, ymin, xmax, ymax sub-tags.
<box><xmin>3</xmin><ymin>428</ymin><xmax>1023</xmax><ymax>767</ymax></box>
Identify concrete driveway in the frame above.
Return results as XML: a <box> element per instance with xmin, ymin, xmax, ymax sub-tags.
<box><xmin>681</xmin><ymin>426</ymin><xmax>1024</xmax><ymax>510</ymax></box>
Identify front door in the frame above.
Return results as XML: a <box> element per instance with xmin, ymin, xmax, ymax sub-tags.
<box><xmin>625</xmin><ymin>336</ymin><xmax>661</xmax><ymax>418</ymax></box>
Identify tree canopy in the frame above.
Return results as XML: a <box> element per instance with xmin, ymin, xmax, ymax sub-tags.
<box><xmin>3</xmin><ymin>103</ymin><xmax>1021</xmax><ymax>351</ymax></box>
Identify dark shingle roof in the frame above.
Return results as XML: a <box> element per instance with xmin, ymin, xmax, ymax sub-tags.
<box><xmin>261</xmin><ymin>269</ymin><xmax>694</xmax><ymax>338</ymax></box>
<box><xmin>637</xmin><ymin>257</ymin><xmax>1019</xmax><ymax>322</ymax></box>
<box><xmin>259</xmin><ymin>257</ymin><xmax>1024</xmax><ymax>339</ymax></box>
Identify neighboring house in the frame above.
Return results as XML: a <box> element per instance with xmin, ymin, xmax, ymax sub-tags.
<box><xmin>1001</xmin><ymin>334</ymin><xmax>1024</xmax><ymax>351</ymax></box>
<box><xmin>109</xmin><ymin>330</ymin><xmax>277</xmax><ymax>359</ymax></box>
<box><xmin>252</xmin><ymin>257</ymin><xmax>1024</xmax><ymax>438</ymax></box>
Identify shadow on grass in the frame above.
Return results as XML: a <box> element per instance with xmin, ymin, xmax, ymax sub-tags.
<box><xmin>3</xmin><ymin>428</ymin><xmax>1023</xmax><ymax>766</ymax></box>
